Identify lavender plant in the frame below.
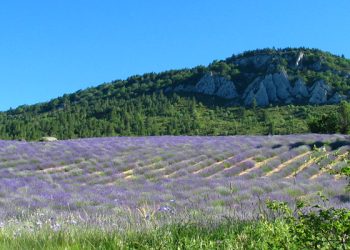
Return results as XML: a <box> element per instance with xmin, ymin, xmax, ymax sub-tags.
<box><xmin>0</xmin><ymin>135</ymin><xmax>349</xmax><ymax>235</ymax></box>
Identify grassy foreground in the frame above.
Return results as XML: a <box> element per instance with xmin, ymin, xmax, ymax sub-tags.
<box><xmin>0</xmin><ymin>220</ymin><xmax>300</xmax><ymax>250</ymax></box>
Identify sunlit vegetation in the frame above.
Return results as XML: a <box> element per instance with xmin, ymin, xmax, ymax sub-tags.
<box><xmin>0</xmin><ymin>47</ymin><xmax>349</xmax><ymax>140</ymax></box>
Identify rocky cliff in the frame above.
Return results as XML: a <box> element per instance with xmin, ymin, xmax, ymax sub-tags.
<box><xmin>169</xmin><ymin>72</ymin><xmax>238</xmax><ymax>99</ymax></box>
<box><xmin>167</xmin><ymin>48</ymin><xmax>349</xmax><ymax>107</ymax></box>
<box><xmin>169</xmin><ymin>70</ymin><xmax>345</xmax><ymax>107</ymax></box>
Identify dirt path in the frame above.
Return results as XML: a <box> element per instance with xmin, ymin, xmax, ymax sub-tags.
<box><xmin>205</xmin><ymin>156</ymin><xmax>255</xmax><ymax>178</ymax></box>
<box><xmin>192</xmin><ymin>155</ymin><xmax>237</xmax><ymax>175</ymax></box>
<box><xmin>309</xmin><ymin>152</ymin><xmax>349</xmax><ymax>180</ymax></box>
<box><xmin>264</xmin><ymin>151</ymin><xmax>311</xmax><ymax>177</ymax></box>
<box><xmin>238</xmin><ymin>155</ymin><xmax>278</xmax><ymax>176</ymax></box>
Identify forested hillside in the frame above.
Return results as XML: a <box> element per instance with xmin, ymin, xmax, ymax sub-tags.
<box><xmin>1</xmin><ymin>47</ymin><xmax>350</xmax><ymax>140</ymax></box>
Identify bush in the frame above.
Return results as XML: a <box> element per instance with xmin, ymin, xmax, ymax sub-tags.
<box><xmin>267</xmin><ymin>198</ymin><xmax>350</xmax><ymax>249</ymax></box>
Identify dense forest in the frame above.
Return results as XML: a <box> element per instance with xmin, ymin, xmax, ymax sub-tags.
<box><xmin>1</xmin><ymin>47</ymin><xmax>350</xmax><ymax>140</ymax></box>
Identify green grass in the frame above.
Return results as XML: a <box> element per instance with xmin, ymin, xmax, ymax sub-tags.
<box><xmin>0</xmin><ymin>220</ymin><xmax>298</xmax><ymax>250</ymax></box>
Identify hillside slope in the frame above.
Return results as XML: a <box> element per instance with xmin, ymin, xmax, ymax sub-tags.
<box><xmin>1</xmin><ymin>48</ymin><xmax>350</xmax><ymax>140</ymax></box>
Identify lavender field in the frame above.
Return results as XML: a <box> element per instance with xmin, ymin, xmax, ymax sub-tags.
<box><xmin>0</xmin><ymin>134</ymin><xmax>350</xmax><ymax>232</ymax></box>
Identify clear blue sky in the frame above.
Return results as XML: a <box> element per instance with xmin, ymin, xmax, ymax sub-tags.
<box><xmin>0</xmin><ymin>0</ymin><xmax>349</xmax><ymax>111</ymax></box>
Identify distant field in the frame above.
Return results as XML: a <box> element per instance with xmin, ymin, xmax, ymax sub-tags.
<box><xmin>0</xmin><ymin>134</ymin><xmax>349</xmax><ymax>232</ymax></box>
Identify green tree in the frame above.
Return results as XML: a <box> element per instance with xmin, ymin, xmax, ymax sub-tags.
<box><xmin>339</xmin><ymin>101</ymin><xmax>350</xmax><ymax>134</ymax></box>
<box><xmin>307</xmin><ymin>113</ymin><xmax>340</xmax><ymax>134</ymax></box>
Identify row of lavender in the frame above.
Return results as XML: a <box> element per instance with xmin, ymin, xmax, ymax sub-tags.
<box><xmin>0</xmin><ymin>134</ymin><xmax>349</xmax><ymax>225</ymax></box>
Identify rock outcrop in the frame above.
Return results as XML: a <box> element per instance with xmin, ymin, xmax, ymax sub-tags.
<box><xmin>236</xmin><ymin>55</ymin><xmax>272</xmax><ymax>69</ymax></box>
<box><xmin>291</xmin><ymin>79</ymin><xmax>309</xmax><ymax>99</ymax></box>
<box><xmin>295</xmin><ymin>52</ymin><xmax>304</xmax><ymax>66</ymax></box>
<box><xmin>308</xmin><ymin>80</ymin><xmax>331</xmax><ymax>104</ymax></box>
<box><xmin>243</xmin><ymin>80</ymin><xmax>269</xmax><ymax>106</ymax></box>
<box><xmin>172</xmin><ymin>73</ymin><xmax>238</xmax><ymax>99</ymax></box>
<box><xmin>242</xmin><ymin>71</ymin><xmax>343</xmax><ymax>106</ymax></box>
<box><xmin>243</xmin><ymin>71</ymin><xmax>292</xmax><ymax>106</ymax></box>
<box><xmin>272</xmin><ymin>72</ymin><xmax>292</xmax><ymax>100</ymax></box>
<box><xmin>195</xmin><ymin>73</ymin><xmax>238</xmax><ymax>99</ymax></box>
<box><xmin>195</xmin><ymin>73</ymin><xmax>217</xmax><ymax>95</ymax></box>
<box><xmin>215</xmin><ymin>80</ymin><xmax>238</xmax><ymax>99</ymax></box>
<box><xmin>168</xmin><ymin>56</ymin><xmax>346</xmax><ymax>107</ymax></box>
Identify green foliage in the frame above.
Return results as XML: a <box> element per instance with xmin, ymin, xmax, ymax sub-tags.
<box><xmin>0</xmin><ymin>95</ymin><xmax>344</xmax><ymax>140</ymax></box>
<box><xmin>0</xmin><ymin>47</ymin><xmax>349</xmax><ymax>140</ymax></box>
<box><xmin>0</xmin><ymin>204</ymin><xmax>347</xmax><ymax>249</ymax></box>
<box><xmin>339</xmin><ymin>101</ymin><xmax>350</xmax><ymax>133</ymax></box>
<box><xmin>307</xmin><ymin>101</ymin><xmax>350</xmax><ymax>134</ymax></box>
<box><xmin>266</xmin><ymin>198</ymin><xmax>350</xmax><ymax>249</ymax></box>
<box><xmin>0</xmin><ymin>220</ymin><xmax>298</xmax><ymax>249</ymax></box>
<box><xmin>308</xmin><ymin>113</ymin><xmax>340</xmax><ymax>133</ymax></box>
<box><xmin>292</xmin><ymin>207</ymin><xmax>350</xmax><ymax>249</ymax></box>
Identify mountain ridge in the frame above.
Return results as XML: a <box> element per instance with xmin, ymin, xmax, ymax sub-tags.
<box><xmin>0</xmin><ymin>47</ymin><xmax>349</xmax><ymax>140</ymax></box>
<box><xmin>167</xmin><ymin>48</ymin><xmax>349</xmax><ymax>107</ymax></box>
<box><xmin>7</xmin><ymin>47</ymin><xmax>350</xmax><ymax>112</ymax></box>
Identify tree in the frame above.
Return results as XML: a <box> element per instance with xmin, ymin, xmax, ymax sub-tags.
<box><xmin>252</xmin><ymin>98</ymin><xmax>257</xmax><ymax>110</ymax></box>
<box><xmin>307</xmin><ymin>113</ymin><xmax>340</xmax><ymax>134</ymax></box>
<box><xmin>263</xmin><ymin>110</ymin><xmax>275</xmax><ymax>135</ymax></box>
<box><xmin>339</xmin><ymin>101</ymin><xmax>350</xmax><ymax>134</ymax></box>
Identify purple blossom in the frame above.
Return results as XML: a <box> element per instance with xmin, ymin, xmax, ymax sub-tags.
<box><xmin>0</xmin><ymin>134</ymin><xmax>348</xmax><ymax>224</ymax></box>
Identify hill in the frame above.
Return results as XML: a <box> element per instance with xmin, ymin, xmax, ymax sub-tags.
<box><xmin>1</xmin><ymin>47</ymin><xmax>350</xmax><ymax>140</ymax></box>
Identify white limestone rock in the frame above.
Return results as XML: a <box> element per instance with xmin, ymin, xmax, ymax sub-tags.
<box><xmin>195</xmin><ymin>73</ymin><xmax>216</xmax><ymax>95</ymax></box>
<box><xmin>213</xmin><ymin>78</ymin><xmax>238</xmax><ymax>99</ymax></box>
<box><xmin>291</xmin><ymin>79</ymin><xmax>309</xmax><ymax>99</ymax></box>
<box><xmin>194</xmin><ymin>73</ymin><xmax>238</xmax><ymax>99</ymax></box>
<box><xmin>295</xmin><ymin>52</ymin><xmax>304</xmax><ymax>66</ymax></box>
<box><xmin>243</xmin><ymin>78</ymin><xmax>270</xmax><ymax>106</ymax></box>
<box><xmin>308</xmin><ymin>80</ymin><xmax>331</xmax><ymax>104</ymax></box>
<box><xmin>171</xmin><ymin>73</ymin><xmax>238</xmax><ymax>99</ymax></box>
<box><xmin>272</xmin><ymin>71</ymin><xmax>292</xmax><ymax>100</ymax></box>
<box><xmin>262</xmin><ymin>75</ymin><xmax>278</xmax><ymax>102</ymax></box>
<box><xmin>243</xmin><ymin>71</ymin><xmax>292</xmax><ymax>106</ymax></box>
